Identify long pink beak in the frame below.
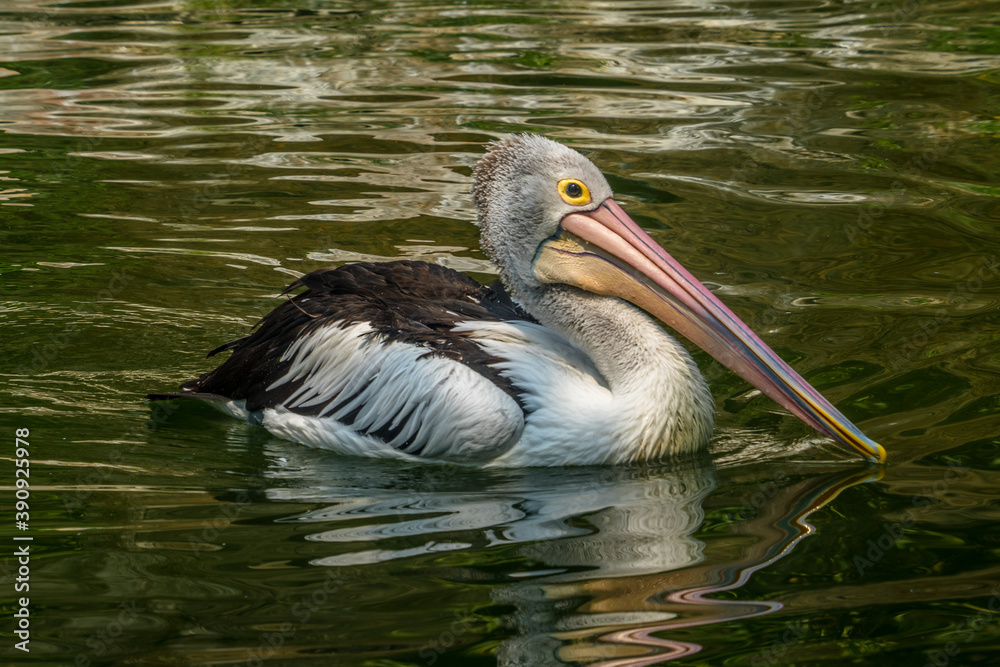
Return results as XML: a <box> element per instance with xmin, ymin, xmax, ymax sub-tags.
<box><xmin>543</xmin><ymin>198</ymin><xmax>885</xmax><ymax>463</ymax></box>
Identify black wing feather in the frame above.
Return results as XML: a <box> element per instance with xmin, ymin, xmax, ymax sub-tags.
<box><xmin>151</xmin><ymin>261</ymin><xmax>535</xmax><ymax>418</ymax></box>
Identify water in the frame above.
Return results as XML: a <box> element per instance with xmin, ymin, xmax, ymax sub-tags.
<box><xmin>2</xmin><ymin>0</ymin><xmax>999</xmax><ymax>664</ymax></box>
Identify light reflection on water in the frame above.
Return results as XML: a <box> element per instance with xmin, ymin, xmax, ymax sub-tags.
<box><xmin>2</xmin><ymin>0</ymin><xmax>1000</xmax><ymax>664</ymax></box>
<box><xmin>250</xmin><ymin>440</ymin><xmax>878</xmax><ymax>665</ymax></box>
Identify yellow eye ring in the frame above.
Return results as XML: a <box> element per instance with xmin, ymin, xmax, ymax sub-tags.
<box><xmin>557</xmin><ymin>179</ymin><xmax>591</xmax><ymax>206</ymax></box>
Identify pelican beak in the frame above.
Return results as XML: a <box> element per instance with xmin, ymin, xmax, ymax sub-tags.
<box><xmin>534</xmin><ymin>198</ymin><xmax>886</xmax><ymax>463</ymax></box>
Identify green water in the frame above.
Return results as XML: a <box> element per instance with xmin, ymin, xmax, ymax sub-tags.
<box><xmin>2</xmin><ymin>0</ymin><xmax>1000</xmax><ymax>664</ymax></box>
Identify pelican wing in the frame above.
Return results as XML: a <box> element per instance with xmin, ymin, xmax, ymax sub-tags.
<box><xmin>153</xmin><ymin>261</ymin><xmax>534</xmax><ymax>462</ymax></box>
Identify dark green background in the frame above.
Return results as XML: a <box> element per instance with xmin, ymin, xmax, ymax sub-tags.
<box><xmin>2</xmin><ymin>0</ymin><xmax>999</xmax><ymax>664</ymax></box>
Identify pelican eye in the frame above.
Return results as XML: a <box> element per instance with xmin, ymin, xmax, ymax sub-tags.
<box><xmin>558</xmin><ymin>179</ymin><xmax>591</xmax><ymax>206</ymax></box>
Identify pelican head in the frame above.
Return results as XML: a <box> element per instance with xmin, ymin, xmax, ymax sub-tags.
<box><xmin>473</xmin><ymin>134</ymin><xmax>614</xmax><ymax>297</ymax></box>
<box><xmin>472</xmin><ymin>134</ymin><xmax>886</xmax><ymax>463</ymax></box>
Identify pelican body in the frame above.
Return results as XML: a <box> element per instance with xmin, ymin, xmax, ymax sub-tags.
<box><xmin>149</xmin><ymin>135</ymin><xmax>885</xmax><ymax>466</ymax></box>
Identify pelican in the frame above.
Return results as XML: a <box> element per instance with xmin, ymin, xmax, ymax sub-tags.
<box><xmin>149</xmin><ymin>134</ymin><xmax>885</xmax><ymax>467</ymax></box>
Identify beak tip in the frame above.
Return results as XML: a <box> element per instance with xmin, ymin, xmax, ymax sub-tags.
<box><xmin>862</xmin><ymin>440</ymin><xmax>887</xmax><ymax>464</ymax></box>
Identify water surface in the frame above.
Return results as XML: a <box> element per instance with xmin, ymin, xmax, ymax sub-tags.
<box><xmin>2</xmin><ymin>0</ymin><xmax>1000</xmax><ymax>664</ymax></box>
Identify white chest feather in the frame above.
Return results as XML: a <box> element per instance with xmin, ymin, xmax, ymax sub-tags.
<box><xmin>460</xmin><ymin>319</ymin><xmax>713</xmax><ymax>466</ymax></box>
